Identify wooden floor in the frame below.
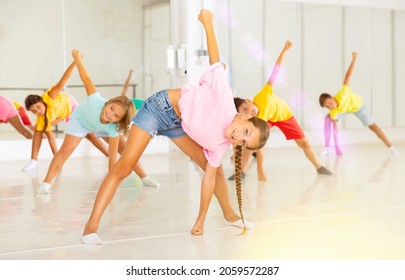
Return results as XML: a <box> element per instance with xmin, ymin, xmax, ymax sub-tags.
<box><xmin>0</xmin><ymin>142</ymin><xmax>404</xmax><ymax>260</ymax></box>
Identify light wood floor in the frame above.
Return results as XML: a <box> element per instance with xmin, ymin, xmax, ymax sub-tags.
<box><xmin>0</xmin><ymin>142</ymin><xmax>404</xmax><ymax>259</ymax></box>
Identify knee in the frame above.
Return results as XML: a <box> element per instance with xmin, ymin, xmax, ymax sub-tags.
<box><xmin>114</xmin><ymin>163</ymin><xmax>133</xmax><ymax>179</ymax></box>
<box><xmin>368</xmin><ymin>124</ymin><xmax>378</xmax><ymax>132</ymax></box>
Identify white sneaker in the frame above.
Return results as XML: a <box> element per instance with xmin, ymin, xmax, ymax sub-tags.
<box><xmin>23</xmin><ymin>159</ymin><xmax>37</xmax><ymax>171</ymax></box>
<box><xmin>390</xmin><ymin>146</ymin><xmax>399</xmax><ymax>156</ymax></box>
<box><xmin>82</xmin><ymin>233</ymin><xmax>102</xmax><ymax>245</ymax></box>
<box><xmin>142</xmin><ymin>176</ymin><xmax>161</xmax><ymax>187</ymax></box>
<box><xmin>320</xmin><ymin>148</ymin><xmax>330</xmax><ymax>157</ymax></box>
<box><xmin>37</xmin><ymin>182</ymin><xmax>51</xmax><ymax>194</ymax></box>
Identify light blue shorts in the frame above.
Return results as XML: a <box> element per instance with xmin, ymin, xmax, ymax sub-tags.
<box><xmin>66</xmin><ymin>115</ymin><xmax>110</xmax><ymax>138</ymax></box>
<box><xmin>131</xmin><ymin>89</ymin><xmax>185</xmax><ymax>139</ymax></box>
<box><xmin>338</xmin><ymin>105</ymin><xmax>375</xmax><ymax>126</ymax></box>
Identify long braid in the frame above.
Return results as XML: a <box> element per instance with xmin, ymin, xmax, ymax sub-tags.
<box><xmin>234</xmin><ymin>145</ymin><xmax>247</xmax><ymax>234</ymax></box>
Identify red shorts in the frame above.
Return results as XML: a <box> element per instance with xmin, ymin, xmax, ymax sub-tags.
<box><xmin>17</xmin><ymin>107</ymin><xmax>32</xmax><ymax>126</ymax></box>
<box><xmin>268</xmin><ymin>116</ymin><xmax>305</xmax><ymax>140</ymax></box>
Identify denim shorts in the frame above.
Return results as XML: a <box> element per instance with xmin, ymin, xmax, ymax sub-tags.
<box><xmin>338</xmin><ymin>105</ymin><xmax>375</xmax><ymax>126</ymax></box>
<box><xmin>132</xmin><ymin>89</ymin><xmax>185</xmax><ymax>139</ymax></box>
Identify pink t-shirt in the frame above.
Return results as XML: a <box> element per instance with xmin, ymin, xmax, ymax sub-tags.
<box><xmin>0</xmin><ymin>96</ymin><xmax>18</xmax><ymax>123</ymax></box>
<box><xmin>178</xmin><ymin>62</ymin><xmax>236</xmax><ymax>168</ymax></box>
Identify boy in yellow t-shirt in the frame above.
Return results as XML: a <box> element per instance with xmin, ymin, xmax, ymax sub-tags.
<box><xmin>319</xmin><ymin>52</ymin><xmax>398</xmax><ymax>156</ymax></box>
<box><xmin>229</xmin><ymin>41</ymin><xmax>332</xmax><ymax>181</ymax></box>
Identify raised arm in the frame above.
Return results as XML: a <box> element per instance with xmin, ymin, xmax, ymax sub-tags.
<box><xmin>71</xmin><ymin>50</ymin><xmax>97</xmax><ymax>96</ymax></box>
<box><xmin>121</xmin><ymin>69</ymin><xmax>133</xmax><ymax>96</ymax></box>
<box><xmin>267</xmin><ymin>40</ymin><xmax>293</xmax><ymax>87</ymax></box>
<box><xmin>198</xmin><ymin>10</ymin><xmax>220</xmax><ymax>65</ymax></box>
<box><xmin>48</xmin><ymin>61</ymin><xmax>76</xmax><ymax>99</ymax></box>
<box><xmin>343</xmin><ymin>52</ymin><xmax>357</xmax><ymax>86</ymax></box>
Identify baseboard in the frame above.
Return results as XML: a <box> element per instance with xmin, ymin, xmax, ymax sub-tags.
<box><xmin>1</xmin><ymin>127</ymin><xmax>404</xmax><ymax>162</ymax></box>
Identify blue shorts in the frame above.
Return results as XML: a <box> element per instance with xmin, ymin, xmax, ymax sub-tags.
<box><xmin>338</xmin><ymin>105</ymin><xmax>375</xmax><ymax>126</ymax></box>
<box><xmin>132</xmin><ymin>89</ymin><xmax>185</xmax><ymax>139</ymax></box>
<box><xmin>66</xmin><ymin>115</ymin><xmax>111</xmax><ymax>138</ymax></box>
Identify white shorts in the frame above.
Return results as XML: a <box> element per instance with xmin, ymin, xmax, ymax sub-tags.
<box><xmin>66</xmin><ymin>115</ymin><xmax>110</xmax><ymax>138</ymax></box>
<box><xmin>338</xmin><ymin>105</ymin><xmax>375</xmax><ymax>127</ymax></box>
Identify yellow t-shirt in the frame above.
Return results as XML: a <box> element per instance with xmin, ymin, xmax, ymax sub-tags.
<box><xmin>13</xmin><ymin>101</ymin><xmax>22</xmax><ymax>109</ymax></box>
<box><xmin>252</xmin><ymin>84</ymin><xmax>293</xmax><ymax>122</ymax></box>
<box><xmin>36</xmin><ymin>87</ymin><xmax>72</xmax><ymax>131</ymax></box>
<box><xmin>329</xmin><ymin>85</ymin><xmax>363</xmax><ymax>120</ymax></box>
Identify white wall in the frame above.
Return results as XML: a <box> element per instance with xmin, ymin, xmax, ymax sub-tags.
<box><xmin>213</xmin><ymin>0</ymin><xmax>405</xmax><ymax>135</ymax></box>
<box><xmin>0</xmin><ymin>0</ymin><xmax>144</xmax><ymax>135</ymax></box>
<box><xmin>1</xmin><ymin>0</ymin><xmax>405</xmax><ymax>151</ymax></box>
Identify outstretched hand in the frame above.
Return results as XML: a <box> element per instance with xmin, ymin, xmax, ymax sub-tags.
<box><xmin>71</xmin><ymin>49</ymin><xmax>83</xmax><ymax>60</ymax></box>
<box><xmin>198</xmin><ymin>9</ymin><xmax>214</xmax><ymax>26</ymax></box>
<box><xmin>284</xmin><ymin>40</ymin><xmax>293</xmax><ymax>50</ymax></box>
<box><xmin>352</xmin><ymin>52</ymin><xmax>358</xmax><ymax>58</ymax></box>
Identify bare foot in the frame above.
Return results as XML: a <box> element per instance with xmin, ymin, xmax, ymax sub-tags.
<box><xmin>190</xmin><ymin>220</ymin><xmax>204</xmax><ymax>235</ymax></box>
<box><xmin>258</xmin><ymin>171</ymin><xmax>267</xmax><ymax>181</ymax></box>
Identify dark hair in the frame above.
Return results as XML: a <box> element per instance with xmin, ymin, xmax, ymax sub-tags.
<box><xmin>319</xmin><ymin>93</ymin><xmax>332</xmax><ymax>107</ymax></box>
<box><xmin>104</xmin><ymin>96</ymin><xmax>135</xmax><ymax>134</ymax></box>
<box><xmin>234</xmin><ymin>97</ymin><xmax>246</xmax><ymax>112</ymax></box>
<box><xmin>25</xmin><ymin>94</ymin><xmax>48</xmax><ymax>132</ymax></box>
<box><xmin>247</xmin><ymin>117</ymin><xmax>270</xmax><ymax>150</ymax></box>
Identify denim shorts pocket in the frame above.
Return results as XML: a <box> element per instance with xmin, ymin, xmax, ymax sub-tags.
<box><xmin>151</xmin><ymin>92</ymin><xmax>172</xmax><ymax>113</ymax></box>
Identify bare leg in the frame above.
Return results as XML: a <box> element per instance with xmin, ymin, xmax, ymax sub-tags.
<box><xmin>256</xmin><ymin>148</ymin><xmax>266</xmax><ymax>181</ymax></box>
<box><xmin>22</xmin><ymin>130</ymin><xmax>43</xmax><ymax>171</ymax></box>
<box><xmin>295</xmin><ymin>138</ymin><xmax>322</xmax><ymax>169</ymax></box>
<box><xmin>103</xmin><ymin>136</ymin><xmax>148</xmax><ymax>179</ymax></box>
<box><xmin>8</xmin><ymin>116</ymin><xmax>33</xmax><ymax>139</ymax></box>
<box><xmin>172</xmin><ymin>135</ymin><xmax>242</xmax><ymax>234</ymax></box>
<box><xmin>31</xmin><ymin>130</ymin><xmax>43</xmax><ymax>160</ymax></box>
<box><xmin>368</xmin><ymin>123</ymin><xmax>392</xmax><ymax>148</ymax></box>
<box><xmin>45</xmin><ymin>130</ymin><xmax>58</xmax><ymax>155</ymax></box>
<box><xmin>241</xmin><ymin>148</ymin><xmax>253</xmax><ymax>173</ymax></box>
<box><xmin>43</xmin><ymin>135</ymin><xmax>83</xmax><ymax>183</ymax></box>
<box><xmin>83</xmin><ymin>126</ymin><xmax>151</xmax><ymax>236</ymax></box>
<box><xmin>85</xmin><ymin>133</ymin><xmax>108</xmax><ymax>156</ymax></box>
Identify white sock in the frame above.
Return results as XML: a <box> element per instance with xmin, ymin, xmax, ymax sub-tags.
<box><xmin>389</xmin><ymin>146</ymin><xmax>399</xmax><ymax>155</ymax></box>
<box><xmin>225</xmin><ymin>218</ymin><xmax>254</xmax><ymax>230</ymax></box>
<box><xmin>82</xmin><ymin>233</ymin><xmax>102</xmax><ymax>245</ymax></box>
<box><xmin>320</xmin><ymin>147</ymin><xmax>330</xmax><ymax>157</ymax></box>
<box><xmin>37</xmin><ymin>182</ymin><xmax>51</xmax><ymax>194</ymax></box>
<box><xmin>23</xmin><ymin>159</ymin><xmax>37</xmax><ymax>171</ymax></box>
<box><xmin>142</xmin><ymin>176</ymin><xmax>160</xmax><ymax>187</ymax></box>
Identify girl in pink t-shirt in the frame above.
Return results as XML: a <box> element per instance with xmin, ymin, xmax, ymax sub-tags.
<box><xmin>0</xmin><ymin>96</ymin><xmax>33</xmax><ymax>139</ymax></box>
<box><xmin>81</xmin><ymin>9</ymin><xmax>269</xmax><ymax>245</ymax></box>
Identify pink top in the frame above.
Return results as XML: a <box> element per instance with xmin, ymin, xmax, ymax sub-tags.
<box><xmin>178</xmin><ymin>62</ymin><xmax>236</xmax><ymax>168</ymax></box>
<box><xmin>0</xmin><ymin>96</ymin><xmax>18</xmax><ymax>123</ymax></box>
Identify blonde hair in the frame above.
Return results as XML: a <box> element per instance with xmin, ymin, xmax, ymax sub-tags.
<box><xmin>104</xmin><ymin>96</ymin><xmax>135</xmax><ymax>134</ymax></box>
